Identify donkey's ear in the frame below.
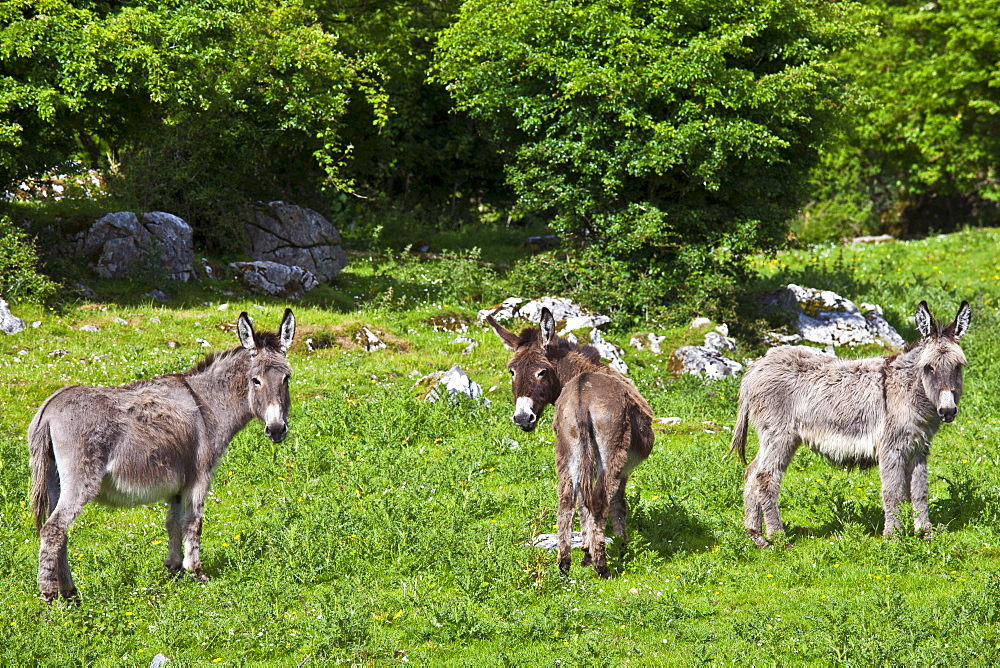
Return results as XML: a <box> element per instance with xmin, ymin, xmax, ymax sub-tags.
<box><xmin>539</xmin><ymin>307</ymin><xmax>556</xmax><ymax>347</ymax></box>
<box><xmin>915</xmin><ymin>301</ymin><xmax>936</xmax><ymax>338</ymax></box>
<box><xmin>951</xmin><ymin>300</ymin><xmax>971</xmax><ymax>339</ymax></box>
<box><xmin>485</xmin><ymin>315</ymin><xmax>520</xmax><ymax>351</ymax></box>
<box><xmin>237</xmin><ymin>312</ymin><xmax>258</xmax><ymax>353</ymax></box>
<box><xmin>279</xmin><ymin>308</ymin><xmax>295</xmax><ymax>353</ymax></box>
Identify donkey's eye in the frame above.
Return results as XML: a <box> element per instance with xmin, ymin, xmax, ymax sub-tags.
<box><xmin>283</xmin><ymin>376</ymin><xmax>290</xmax><ymax>386</ymax></box>
<box><xmin>252</xmin><ymin>377</ymin><xmax>262</xmax><ymax>387</ymax></box>
<box><xmin>536</xmin><ymin>368</ymin><xmax>547</xmax><ymax>378</ymax></box>
<box><xmin>509</xmin><ymin>369</ymin><xmax>515</xmax><ymax>377</ymax></box>
<box><xmin>925</xmin><ymin>365</ymin><xmax>934</xmax><ymax>374</ymax></box>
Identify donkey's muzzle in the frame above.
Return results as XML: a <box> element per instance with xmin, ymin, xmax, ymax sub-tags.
<box><xmin>512</xmin><ymin>413</ymin><xmax>537</xmax><ymax>432</ymax></box>
<box><xmin>938</xmin><ymin>406</ymin><xmax>958</xmax><ymax>422</ymax></box>
<box><xmin>265</xmin><ymin>422</ymin><xmax>288</xmax><ymax>443</ymax></box>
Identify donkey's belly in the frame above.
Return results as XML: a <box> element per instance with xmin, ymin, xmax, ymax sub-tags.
<box><xmin>802</xmin><ymin>427</ymin><xmax>878</xmax><ymax>468</ymax></box>
<box><xmin>96</xmin><ymin>472</ymin><xmax>183</xmax><ymax>508</ymax></box>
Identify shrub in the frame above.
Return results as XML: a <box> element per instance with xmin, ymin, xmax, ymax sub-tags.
<box><xmin>0</xmin><ymin>216</ymin><xmax>58</xmax><ymax>303</ymax></box>
<box><xmin>435</xmin><ymin>0</ymin><xmax>870</xmax><ymax>318</ymax></box>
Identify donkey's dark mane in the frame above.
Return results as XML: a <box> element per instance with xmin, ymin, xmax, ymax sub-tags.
<box><xmin>517</xmin><ymin>326</ymin><xmax>603</xmax><ymax>364</ymax></box>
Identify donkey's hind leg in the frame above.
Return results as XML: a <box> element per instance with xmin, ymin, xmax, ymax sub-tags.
<box><xmin>578</xmin><ymin>501</ymin><xmax>593</xmax><ymax>567</ymax></box>
<box><xmin>743</xmin><ymin>457</ymin><xmax>768</xmax><ymax>548</ymax></box>
<box><xmin>607</xmin><ymin>475</ymin><xmax>629</xmax><ymax>542</ymax></box>
<box><xmin>556</xmin><ymin>474</ymin><xmax>577</xmax><ymax>574</ymax></box>
<box><xmin>38</xmin><ymin>463</ymin><xmax>102</xmax><ymax>601</ymax></box>
<box><xmin>584</xmin><ymin>471</ymin><xmax>612</xmax><ymax>579</ymax></box>
<box><xmin>745</xmin><ymin>432</ymin><xmax>797</xmax><ymax>548</ymax></box>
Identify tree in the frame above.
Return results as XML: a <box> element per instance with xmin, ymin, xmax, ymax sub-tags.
<box><xmin>311</xmin><ymin>0</ymin><xmax>511</xmax><ymax>220</ymax></box>
<box><xmin>435</xmin><ymin>0</ymin><xmax>869</xmax><ymax>319</ymax></box>
<box><xmin>0</xmin><ymin>0</ymin><xmax>386</xmax><ymax>248</ymax></box>
<box><xmin>804</xmin><ymin>0</ymin><xmax>1000</xmax><ymax>241</ymax></box>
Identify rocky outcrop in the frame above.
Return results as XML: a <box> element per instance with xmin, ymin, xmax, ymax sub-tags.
<box><xmin>229</xmin><ymin>261</ymin><xmax>318</xmax><ymax>298</ymax></box>
<box><xmin>244</xmin><ymin>202</ymin><xmax>349</xmax><ymax>282</ymax></box>
<box><xmin>477</xmin><ymin>296</ymin><xmax>611</xmax><ymax>333</ymax></box>
<box><xmin>763</xmin><ymin>284</ymin><xmax>905</xmax><ymax>348</ymax></box>
<box><xmin>0</xmin><ymin>297</ymin><xmax>26</xmax><ymax>334</ymax></box>
<box><xmin>412</xmin><ymin>365</ymin><xmax>489</xmax><ymax>405</ymax></box>
<box><xmin>75</xmin><ymin>211</ymin><xmax>194</xmax><ymax>281</ymax></box>
<box><xmin>670</xmin><ymin>324</ymin><xmax>743</xmax><ymax>380</ymax></box>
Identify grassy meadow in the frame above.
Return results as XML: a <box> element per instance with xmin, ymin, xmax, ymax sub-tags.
<box><xmin>2</xmin><ymin>225</ymin><xmax>1000</xmax><ymax>664</ymax></box>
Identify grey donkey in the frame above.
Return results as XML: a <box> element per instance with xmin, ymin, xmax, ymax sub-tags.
<box><xmin>29</xmin><ymin>309</ymin><xmax>295</xmax><ymax>601</ymax></box>
<box><xmin>731</xmin><ymin>300</ymin><xmax>971</xmax><ymax>547</ymax></box>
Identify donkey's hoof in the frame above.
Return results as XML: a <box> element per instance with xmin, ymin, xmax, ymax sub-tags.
<box><xmin>580</xmin><ymin>552</ymin><xmax>592</xmax><ymax>568</ymax></box>
<box><xmin>594</xmin><ymin>566</ymin><xmax>612</xmax><ymax>579</ymax></box>
<box><xmin>558</xmin><ymin>559</ymin><xmax>571</xmax><ymax>575</ymax></box>
<box><xmin>192</xmin><ymin>571</ymin><xmax>210</xmax><ymax>583</ymax></box>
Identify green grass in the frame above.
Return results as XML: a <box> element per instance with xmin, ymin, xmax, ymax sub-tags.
<box><xmin>2</xmin><ymin>228</ymin><xmax>1000</xmax><ymax>664</ymax></box>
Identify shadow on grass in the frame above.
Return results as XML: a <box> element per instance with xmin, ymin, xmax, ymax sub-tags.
<box><xmin>629</xmin><ymin>498</ymin><xmax>716</xmax><ymax>559</ymax></box>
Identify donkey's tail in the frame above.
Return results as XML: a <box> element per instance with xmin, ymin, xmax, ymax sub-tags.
<box><xmin>728</xmin><ymin>400</ymin><xmax>750</xmax><ymax>466</ymax></box>
<box><xmin>28</xmin><ymin>401</ymin><xmax>57</xmax><ymax>531</ymax></box>
<box><xmin>576</xmin><ymin>403</ymin><xmax>600</xmax><ymax>515</ymax></box>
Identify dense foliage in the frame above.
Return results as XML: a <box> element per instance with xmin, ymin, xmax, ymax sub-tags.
<box><xmin>0</xmin><ymin>216</ymin><xmax>57</xmax><ymax>303</ymax></box>
<box><xmin>315</xmin><ymin>0</ymin><xmax>511</xmax><ymax>220</ymax></box>
<box><xmin>435</xmin><ymin>0</ymin><xmax>869</xmax><ymax>320</ymax></box>
<box><xmin>802</xmin><ymin>0</ymin><xmax>1000</xmax><ymax>242</ymax></box>
<box><xmin>0</xmin><ymin>0</ymin><xmax>386</xmax><ymax>249</ymax></box>
<box><xmin>3</xmin><ymin>0</ymin><xmax>999</xmax><ymax>316</ymax></box>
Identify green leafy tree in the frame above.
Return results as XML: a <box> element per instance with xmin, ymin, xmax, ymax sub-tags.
<box><xmin>435</xmin><ymin>0</ymin><xmax>869</xmax><ymax>319</ymax></box>
<box><xmin>0</xmin><ymin>0</ymin><xmax>386</xmax><ymax>249</ymax></box>
<box><xmin>309</xmin><ymin>0</ymin><xmax>510</xmax><ymax>222</ymax></box>
<box><xmin>804</xmin><ymin>0</ymin><xmax>1000</xmax><ymax>241</ymax></box>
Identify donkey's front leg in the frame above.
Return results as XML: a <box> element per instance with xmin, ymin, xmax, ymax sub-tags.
<box><xmin>906</xmin><ymin>450</ymin><xmax>932</xmax><ymax>535</ymax></box>
<box><xmin>879</xmin><ymin>449</ymin><xmax>909</xmax><ymax>537</ymax></box>
<box><xmin>181</xmin><ymin>477</ymin><xmax>212</xmax><ymax>581</ymax></box>
<box><xmin>164</xmin><ymin>494</ymin><xmax>185</xmax><ymax>575</ymax></box>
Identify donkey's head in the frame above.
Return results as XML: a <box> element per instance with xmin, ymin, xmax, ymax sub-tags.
<box><xmin>914</xmin><ymin>300</ymin><xmax>971</xmax><ymax>423</ymax></box>
<box><xmin>237</xmin><ymin>308</ymin><xmax>296</xmax><ymax>442</ymax></box>
<box><xmin>487</xmin><ymin>307</ymin><xmax>562</xmax><ymax>432</ymax></box>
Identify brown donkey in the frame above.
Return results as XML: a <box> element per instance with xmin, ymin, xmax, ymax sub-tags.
<box><xmin>29</xmin><ymin>309</ymin><xmax>295</xmax><ymax>601</ymax></box>
<box><xmin>488</xmin><ymin>307</ymin><xmax>654</xmax><ymax>577</ymax></box>
<box><xmin>730</xmin><ymin>300</ymin><xmax>970</xmax><ymax>547</ymax></box>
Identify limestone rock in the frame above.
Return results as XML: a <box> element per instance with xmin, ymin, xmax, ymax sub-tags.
<box><xmin>244</xmin><ymin>201</ymin><xmax>349</xmax><ymax>282</ymax></box>
<box><xmin>0</xmin><ymin>297</ymin><xmax>26</xmax><ymax>334</ymax></box>
<box><xmin>671</xmin><ymin>324</ymin><xmax>742</xmax><ymax>379</ymax></box>
<box><xmin>412</xmin><ymin>364</ymin><xmax>489</xmax><ymax>405</ymax></box>
<box><xmin>477</xmin><ymin>296</ymin><xmax>611</xmax><ymax>333</ymax></box>
<box><xmin>764</xmin><ymin>284</ymin><xmax>905</xmax><ymax>348</ymax></box>
<box><xmin>75</xmin><ymin>211</ymin><xmax>194</xmax><ymax>281</ymax></box>
<box><xmin>229</xmin><ymin>260</ymin><xmax>318</xmax><ymax>298</ymax></box>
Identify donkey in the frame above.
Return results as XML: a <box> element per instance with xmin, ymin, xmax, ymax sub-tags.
<box><xmin>28</xmin><ymin>309</ymin><xmax>295</xmax><ymax>601</ymax></box>
<box><xmin>487</xmin><ymin>307</ymin><xmax>654</xmax><ymax>578</ymax></box>
<box><xmin>730</xmin><ymin>300</ymin><xmax>971</xmax><ymax>548</ymax></box>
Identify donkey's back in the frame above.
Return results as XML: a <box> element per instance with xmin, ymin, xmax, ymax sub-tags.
<box><xmin>555</xmin><ymin>371</ymin><xmax>654</xmax><ymax>476</ymax></box>
<box><xmin>731</xmin><ymin>346</ymin><xmax>889</xmax><ymax>468</ymax></box>
<box><xmin>30</xmin><ymin>378</ymin><xmax>205</xmax><ymax>519</ymax></box>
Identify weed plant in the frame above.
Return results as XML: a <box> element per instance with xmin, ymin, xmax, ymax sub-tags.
<box><xmin>1</xmin><ymin>229</ymin><xmax>1000</xmax><ymax>663</ymax></box>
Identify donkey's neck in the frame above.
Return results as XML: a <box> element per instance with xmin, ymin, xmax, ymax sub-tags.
<box><xmin>891</xmin><ymin>341</ymin><xmax>939</xmax><ymax>425</ymax></box>
<box><xmin>184</xmin><ymin>347</ymin><xmax>255</xmax><ymax>445</ymax></box>
<box><xmin>552</xmin><ymin>346</ymin><xmax>612</xmax><ymax>386</ymax></box>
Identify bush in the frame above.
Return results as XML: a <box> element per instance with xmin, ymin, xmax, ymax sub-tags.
<box><xmin>0</xmin><ymin>216</ymin><xmax>58</xmax><ymax>303</ymax></box>
<box><xmin>435</xmin><ymin>0</ymin><xmax>870</xmax><ymax>318</ymax></box>
<box><xmin>808</xmin><ymin>0</ymin><xmax>1000</xmax><ymax>239</ymax></box>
